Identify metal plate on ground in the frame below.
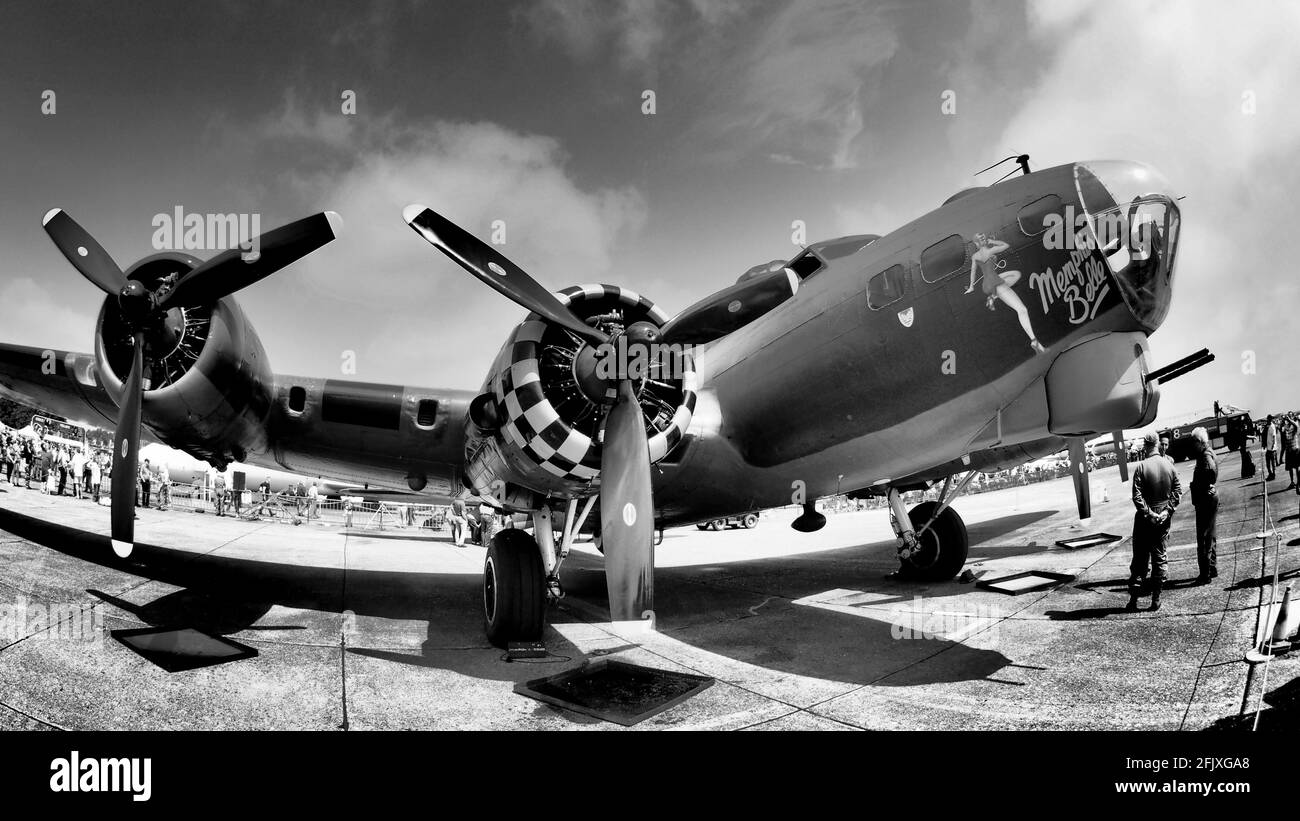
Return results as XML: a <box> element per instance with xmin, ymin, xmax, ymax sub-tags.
<box><xmin>1055</xmin><ymin>532</ymin><xmax>1122</xmax><ymax>550</ymax></box>
<box><xmin>976</xmin><ymin>570</ymin><xmax>1075</xmax><ymax>595</ymax></box>
<box><xmin>111</xmin><ymin>627</ymin><xmax>259</xmax><ymax>672</ymax></box>
<box><xmin>515</xmin><ymin>659</ymin><xmax>714</xmax><ymax>726</ymax></box>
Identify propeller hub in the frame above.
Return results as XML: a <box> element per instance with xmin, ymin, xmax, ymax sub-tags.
<box><xmin>572</xmin><ymin>344</ymin><xmax>617</xmax><ymax>405</ymax></box>
<box><xmin>570</xmin><ymin>321</ymin><xmax>661</xmax><ymax>405</ymax></box>
<box><xmin>117</xmin><ymin>280</ymin><xmax>154</xmax><ymax>324</ymax></box>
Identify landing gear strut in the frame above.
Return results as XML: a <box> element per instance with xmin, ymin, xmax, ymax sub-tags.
<box><xmin>887</xmin><ymin>472</ymin><xmax>976</xmax><ymax>581</ymax></box>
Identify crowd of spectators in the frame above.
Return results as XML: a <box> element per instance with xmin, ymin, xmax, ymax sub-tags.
<box><xmin>0</xmin><ymin>430</ymin><xmax>111</xmax><ymax>501</ymax></box>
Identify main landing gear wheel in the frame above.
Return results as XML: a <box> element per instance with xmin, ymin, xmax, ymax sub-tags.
<box><xmin>902</xmin><ymin>501</ymin><xmax>969</xmax><ymax>581</ymax></box>
<box><xmin>483</xmin><ymin>529</ymin><xmax>545</xmax><ymax>648</ymax></box>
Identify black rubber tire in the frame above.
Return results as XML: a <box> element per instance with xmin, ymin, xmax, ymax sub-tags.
<box><xmin>741</xmin><ymin>514</ymin><xmax>759</xmax><ymax>529</ymax></box>
<box><xmin>902</xmin><ymin>502</ymin><xmax>969</xmax><ymax>581</ymax></box>
<box><xmin>483</xmin><ymin>529</ymin><xmax>545</xmax><ymax>648</ymax></box>
<box><xmin>695</xmin><ymin>523</ymin><xmax>708</xmax><ymax>531</ymax></box>
<box><xmin>707</xmin><ymin>520</ymin><xmax>724</xmax><ymax>531</ymax></box>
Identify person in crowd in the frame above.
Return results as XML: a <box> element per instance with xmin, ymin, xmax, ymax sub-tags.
<box><xmin>54</xmin><ymin>446</ymin><xmax>67</xmax><ymax>496</ymax></box>
<box><xmin>477</xmin><ymin>501</ymin><xmax>498</xmax><ymax>547</ymax></box>
<box><xmin>306</xmin><ymin>481</ymin><xmax>319</xmax><ymax>519</ymax></box>
<box><xmin>139</xmin><ymin>458</ymin><xmax>153</xmax><ymax>508</ymax></box>
<box><xmin>70</xmin><ymin>448</ymin><xmax>85</xmax><ymax>499</ymax></box>
<box><xmin>1157</xmin><ymin>436</ymin><xmax>1174</xmax><ymax>465</ymax></box>
<box><xmin>1128</xmin><ymin>432</ymin><xmax>1182</xmax><ymax>612</ymax></box>
<box><xmin>448</xmin><ymin>498</ymin><xmax>468</xmax><ymax>547</ymax></box>
<box><xmin>156</xmin><ymin>461</ymin><xmax>170</xmax><ymax>509</ymax></box>
<box><xmin>1</xmin><ymin>437</ymin><xmax>14</xmax><ymax>484</ymax></box>
<box><xmin>1189</xmin><ymin>427</ymin><xmax>1218</xmax><ymax>585</ymax></box>
<box><xmin>1281</xmin><ymin>414</ymin><xmax>1300</xmax><ymax>491</ymax></box>
<box><xmin>212</xmin><ymin>470</ymin><xmax>227</xmax><ymax>517</ymax></box>
<box><xmin>256</xmin><ymin>478</ymin><xmax>272</xmax><ymax>516</ymax></box>
<box><xmin>88</xmin><ymin>452</ymin><xmax>102</xmax><ymax>502</ymax></box>
<box><xmin>38</xmin><ymin>444</ymin><xmax>52</xmax><ymax>492</ymax></box>
<box><xmin>1262</xmin><ymin>415</ymin><xmax>1279</xmax><ymax>481</ymax></box>
<box><xmin>81</xmin><ymin>449</ymin><xmax>93</xmax><ymax>499</ymax></box>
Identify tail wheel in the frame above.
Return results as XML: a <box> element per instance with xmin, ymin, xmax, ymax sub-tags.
<box><xmin>483</xmin><ymin>529</ymin><xmax>545</xmax><ymax>648</ymax></box>
<box><xmin>741</xmin><ymin>514</ymin><xmax>758</xmax><ymax>529</ymax></box>
<box><xmin>903</xmin><ymin>502</ymin><xmax>969</xmax><ymax>581</ymax></box>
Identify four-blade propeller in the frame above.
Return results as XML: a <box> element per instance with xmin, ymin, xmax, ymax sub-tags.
<box><xmin>404</xmin><ymin>204</ymin><xmax>656</xmax><ymax>623</ymax></box>
<box><xmin>42</xmin><ymin>208</ymin><xmax>342</xmax><ymax>559</ymax></box>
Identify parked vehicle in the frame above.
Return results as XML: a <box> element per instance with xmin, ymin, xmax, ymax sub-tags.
<box><xmin>695</xmin><ymin>512</ymin><xmax>760</xmax><ymax>531</ymax></box>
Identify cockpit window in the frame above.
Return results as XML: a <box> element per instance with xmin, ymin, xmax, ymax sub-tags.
<box><xmin>920</xmin><ymin>234</ymin><xmax>967</xmax><ymax>282</ymax></box>
<box><xmin>867</xmin><ymin>264</ymin><xmax>908</xmax><ymax>309</ymax></box>
<box><xmin>1074</xmin><ymin>162</ymin><xmax>1180</xmax><ymax>330</ymax></box>
<box><xmin>813</xmin><ymin>234</ymin><xmax>879</xmax><ymax>261</ymax></box>
<box><xmin>788</xmin><ymin>251</ymin><xmax>824</xmax><ymax>280</ymax></box>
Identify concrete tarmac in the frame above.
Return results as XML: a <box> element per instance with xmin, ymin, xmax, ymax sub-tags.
<box><xmin>1</xmin><ymin>450</ymin><xmax>1297</xmax><ymax>730</ymax></box>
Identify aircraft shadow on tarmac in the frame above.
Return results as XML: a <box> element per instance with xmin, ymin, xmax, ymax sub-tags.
<box><xmin>0</xmin><ymin>505</ymin><xmax>1103</xmax><ymax>687</ymax></box>
<box><xmin>1206</xmin><ymin>671</ymin><xmax>1300</xmax><ymax>732</ymax></box>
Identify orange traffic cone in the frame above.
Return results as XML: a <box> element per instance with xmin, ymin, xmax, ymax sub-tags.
<box><xmin>1265</xmin><ymin>586</ymin><xmax>1295</xmax><ymax>653</ymax></box>
<box><xmin>1246</xmin><ymin>585</ymin><xmax>1295</xmax><ymax>662</ymax></box>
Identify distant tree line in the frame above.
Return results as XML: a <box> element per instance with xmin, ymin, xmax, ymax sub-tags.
<box><xmin>0</xmin><ymin>396</ymin><xmax>49</xmax><ymax>429</ymax></box>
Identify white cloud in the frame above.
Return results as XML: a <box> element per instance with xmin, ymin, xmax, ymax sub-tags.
<box><xmin>236</xmin><ymin>109</ymin><xmax>647</xmax><ymax>388</ymax></box>
<box><xmin>692</xmin><ymin>0</ymin><xmax>900</xmax><ymax>169</ymax></box>
<box><xmin>520</xmin><ymin>0</ymin><xmax>749</xmax><ymax>70</ymax></box>
<box><xmin>520</xmin><ymin>0</ymin><xmax>678</xmax><ymax>70</ymax></box>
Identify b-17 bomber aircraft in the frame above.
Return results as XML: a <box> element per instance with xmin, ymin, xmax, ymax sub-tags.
<box><xmin>0</xmin><ymin>159</ymin><xmax>1209</xmax><ymax>646</ymax></box>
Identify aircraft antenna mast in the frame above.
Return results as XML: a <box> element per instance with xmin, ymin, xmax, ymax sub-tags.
<box><xmin>975</xmin><ymin>154</ymin><xmax>1032</xmax><ymax>183</ymax></box>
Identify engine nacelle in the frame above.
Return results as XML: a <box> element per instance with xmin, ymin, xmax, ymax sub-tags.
<box><xmin>93</xmin><ymin>254</ymin><xmax>275</xmax><ymax>466</ymax></box>
<box><xmin>463</xmin><ymin>284</ymin><xmax>697</xmax><ymax>506</ymax></box>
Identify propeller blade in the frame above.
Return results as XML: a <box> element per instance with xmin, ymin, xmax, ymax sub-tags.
<box><xmin>1067</xmin><ymin>437</ymin><xmax>1092</xmax><ymax>520</ymax></box>
<box><xmin>109</xmin><ymin>333</ymin><xmax>145</xmax><ymax>558</ymax></box>
<box><xmin>158</xmin><ymin>211</ymin><xmax>342</xmax><ymax>310</ymax></box>
<box><xmin>1113</xmin><ymin>430</ymin><xmax>1130</xmax><ymax>483</ymax></box>
<box><xmin>42</xmin><ymin>208</ymin><xmax>127</xmax><ymax>296</ymax></box>
<box><xmin>660</xmin><ymin>267</ymin><xmax>798</xmax><ymax>345</ymax></box>
<box><xmin>403</xmin><ymin>204</ymin><xmax>608</xmax><ymax>344</ymax></box>
<box><xmin>599</xmin><ymin>379</ymin><xmax>655</xmax><ymax>622</ymax></box>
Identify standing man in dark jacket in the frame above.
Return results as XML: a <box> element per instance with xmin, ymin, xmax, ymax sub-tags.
<box><xmin>1128</xmin><ymin>432</ymin><xmax>1182</xmax><ymax>611</ymax></box>
<box><xmin>1189</xmin><ymin>427</ymin><xmax>1218</xmax><ymax>584</ymax></box>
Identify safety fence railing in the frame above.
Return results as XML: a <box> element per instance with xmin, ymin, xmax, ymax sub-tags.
<box><xmin>158</xmin><ymin>484</ymin><xmax>452</xmax><ymax>532</ymax></box>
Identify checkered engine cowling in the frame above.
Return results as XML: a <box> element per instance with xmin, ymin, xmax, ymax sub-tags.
<box><xmin>465</xmin><ymin>284</ymin><xmax>698</xmax><ymax>500</ymax></box>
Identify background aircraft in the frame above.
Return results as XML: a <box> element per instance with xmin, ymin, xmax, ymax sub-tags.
<box><xmin>0</xmin><ymin>159</ymin><xmax>1207</xmax><ymax>646</ymax></box>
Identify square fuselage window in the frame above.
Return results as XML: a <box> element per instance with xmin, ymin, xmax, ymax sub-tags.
<box><xmin>920</xmin><ymin>234</ymin><xmax>968</xmax><ymax>283</ymax></box>
<box><xmin>1017</xmin><ymin>194</ymin><xmax>1062</xmax><ymax>236</ymax></box>
<box><xmin>867</xmin><ymin>264</ymin><xmax>907</xmax><ymax>309</ymax></box>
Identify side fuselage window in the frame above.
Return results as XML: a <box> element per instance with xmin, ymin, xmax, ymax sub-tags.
<box><xmin>920</xmin><ymin>234</ymin><xmax>967</xmax><ymax>283</ymax></box>
<box><xmin>867</xmin><ymin>264</ymin><xmax>908</xmax><ymax>309</ymax></box>
<box><xmin>1017</xmin><ymin>194</ymin><xmax>1062</xmax><ymax>236</ymax></box>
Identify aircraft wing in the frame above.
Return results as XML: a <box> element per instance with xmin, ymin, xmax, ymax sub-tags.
<box><xmin>0</xmin><ymin>340</ymin><xmax>475</xmax><ymax>500</ymax></box>
<box><xmin>0</xmin><ymin>343</ymin><xmax>122</xmax><ymax>431</ymax></box>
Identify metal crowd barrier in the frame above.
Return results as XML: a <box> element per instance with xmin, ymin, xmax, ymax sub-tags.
<box><xmin>152</xmin><ymin>483</ymin><xmax>451</xmax><ymax>532</ymax></box>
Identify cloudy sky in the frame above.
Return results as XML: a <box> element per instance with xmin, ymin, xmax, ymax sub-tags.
<box><xmin>0</xmin><ymin>0</ymin><xmax>1296</xmax><ymax>423</ymax></box>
